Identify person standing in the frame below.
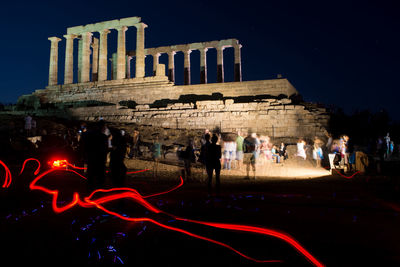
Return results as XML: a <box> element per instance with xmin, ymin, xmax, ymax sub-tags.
<box><xmin>24</xmin><ymin>114</ymin><xmax>32</xmax><ymax>136</ymax></box>
<box><xmin>183</xmin><ymin>139</ymin><xmax>196</xmax><ymax>180</ymax></box>
<box><xmin>296</xmin><ymin>139</ymin><xmax>307</xmax><ymax>160</ymax></box>
<box><xmin>82</xmin><ymin>120</ymin><xmax>108</xmax><ymax>190</ymax></box>
<box><xmin>206</xmin><ymin>134</ymin><xmax>221</xmax><ymax>196</ymax></box>
<box><xmin>244</xmin><ymin>133</ymin><xmax>259</xmax><ymax>179</ymax></box>
<box><xmin>223</xmin><ymin>140</ymin><xmax>236</xmax><ymax>170</ymax></box>
<box><xmin>152</xmin><ymin>136</ymin><xmax>162</xmax><ymax>178</ymax></box>
<box><xmin>235</xmin><ymin>131</ymin><xmax>244</xmax><ymax>170</ymax></box>
<box><xmin>110</xmin><ymin>129</ymin><xmax>128</xmax><ymax>187</ymax></box>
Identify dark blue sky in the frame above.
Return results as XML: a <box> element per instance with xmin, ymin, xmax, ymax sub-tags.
<box><xmin>1</xmin><ymin>0</ymin><xmax>399</xmax><ymax>119</ymax></box>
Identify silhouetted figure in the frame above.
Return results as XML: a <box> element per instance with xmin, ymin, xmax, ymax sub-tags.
<box><xmin>82</xmin><ymin>120</ymin><xmax>108</xmax><ymax>190</ymax></box>
<box><xmin>24</xmin><ymin>114</ymin><xmax>32</xmax><ymax>136</ymax></box>
<box><xmin>244</xmin><ymin>133</ymin><xmax>259</xmax><ymax>179</ymax></box>
<box><xmin>183</xmin><ymin>139</ymin><xmax>196</xmax><ymax>180</ymax></box>
<box><xmin>206</xmin><ymin>134</ymin><xmax>221</xmax><ymax>195</ymax></box>
<box><xmin>199</xmin><ymin>133</ymin><xmax>211</xmax><ymax>165</ymax></box>
<box><xmin>129</xmin><ymin>129</ymin><xmax>141</xmax><ymax>158</ymax></box>
<box><xmin>152</xmin><ymin>136</ymin><xmax>162</xmax><ymax>178</ymax></box>
<box><xmin>110</xmin><ymin>128</ymin><xmax>127</xmax><ymax>187</ymax></box>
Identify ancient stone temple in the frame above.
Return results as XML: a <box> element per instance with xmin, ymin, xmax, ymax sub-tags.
<box><xmin>20</xmin><ymin>16</ymin><xmax>329</xmax><ymax>139</ymax></box>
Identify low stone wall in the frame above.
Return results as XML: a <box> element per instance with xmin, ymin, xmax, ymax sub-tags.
<box><xmin>33</xmin><ymin>78</ymin><xmax>298</xmax><ymax>105</ymax></box>
<box><xmin>67</xmin><ymin>97</ymin><xmax>329</xmax><ymax>139</ymax></box>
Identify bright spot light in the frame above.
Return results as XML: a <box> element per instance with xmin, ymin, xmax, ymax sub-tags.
<box><xmin>49</xmin><ymin>159</ymin><xmax>68</xmax><ymax>168</ymax></box>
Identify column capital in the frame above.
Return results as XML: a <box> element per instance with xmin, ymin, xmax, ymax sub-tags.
<box><xmin>63</xmin><ymin>34</ymin><xmax>78</xmax><ymax>40</ymax></box>
<box><xmin>136</xmin><ymin>22</ymin><xmax>148</xmax><ymax>29</ymax></box>
<box><xmin>48</xmin><ymin>37</ymin><xmax>61</xmax><ymax>43</ymax></box>
<box><xmin>116</xmin><ymin>26</ymin><xmax>128</xmax><ymax>32</ymax></box>
<box><xmin>99</xmin><ymin>29</ymin><xmax>111</xmax><ymax>35</ymax></box>
<box><xmin>186</xmin><ymin>49</ymin><xmax>192</xmax><ymax>55</ymax></box>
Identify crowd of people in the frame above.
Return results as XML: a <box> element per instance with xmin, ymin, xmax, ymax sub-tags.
<box><xmin>13</xmin><ymin>116</ymin><xmax>398</xmax><ymax>196</ymax></box>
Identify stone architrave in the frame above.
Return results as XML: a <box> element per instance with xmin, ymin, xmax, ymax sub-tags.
<box><xmin>200</xmin><ymin>48</ymin><xmax>208</xmax><ymax>84</ymax></box>
<box><xmin>234</xmin><ymin>43</ymin><xmax>242</xmax><ymax>82</ymax></box>
<box><xmin>48</xmin><ymin>37</ymin><xmax>61</xmax><ymax>86</ymax></box>
<box><xmin>135</xmin><ymin>23</ymin><xmax>147</xmax><ymax>78</ymax></box>
<box><xmin>98</xmin><ymin>29</ymin><xmax>110</xmax><ymax>81</ymax></box>
<box><xmin>63</xmin><ymin>34</ymin><xmax>77</xmax><ymax>84</ymax></box>
<box><xmin>116</xmin><ymin>26</ymin><xmax>128</xmax><ymax>80</ymax></box>
<box><xmin>81</xmin><ymin>32</ymin><xmax>93</xmax><ymax>83</ymax></box>
<box><xmin>152</xmin><ymin>53</ymin><xmax>160</xmax><ymax>76</ymax></box>
<box><xmin>184</xmin><ymin>50</ymin><xmax>192</xmax><ymax>85</ymax></box>
<box><xmin>217</xmin><ymin>46</ymin><xmax>225</xmax><ymax>83</ymax></box>
<box><xmin>168</xmin><ymin>51</ymin><xmax>175</xmax><ymax>82</ymax></box>
<box><xmin>91</xmin><ymin>37</ymin><xmax>99</xmax><ymax>81</ymax></box>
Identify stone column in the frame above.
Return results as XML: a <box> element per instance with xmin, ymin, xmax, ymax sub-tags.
<box><xmin>63</xmin><ymin>34</ymin><xmax>77</xmax><ymax>84</ymax></box>
<box><xmin>111</xmin><ymin>53</ymin><xmax>117</xmax><ymax>80</ymax></box>
<box><xmin>98</xmin><ymin>29</ymin><xmax>110</xmax><ymax>81</ymax></box>
<box><xmin>234</xmin><ymin>44</ymin><xmax>242</xmax><ymax>82</ymax></box>
<box><xmin>48</xmin><ymin>37</ymin><xmax>61</xmax><ymax>86</ymax></box>
<box><xmin>168</xmin><ymin>51</ymin><xmax>175</xmax><ymax>82</ymax></box>
<box><xmin>77</xmin><ymin>39</ymin><xmax>83</xmax><ymax>83</ymax></box>
<box><xmin>152</xmin><ymin>53</ymin><xmax>160</xmax><ymax>76</ymax></box>
<box><xmin>91</xmin><ymin>37</ymin><xmax>99</xmax><ymax>81</ymax></box>
<box><xmin>200</xmin><ymin>48</ymin><xmax>208</xmax><ymax>84</ymax></box>
<box><xmin>116</xmin><ymin>26</ymin><xmax>128</xmax><ymax>80</ymax></box>
<box><xmin>135</xmin><ymin>23</ymin><xmax>147</xmax><ymax>78</ymax></box>
<box><xmin>217</xmin><ymin>46</ymin><xmax>225</xmax><ymax>83</ymax></box>
<box><xmin>126</xmin><ymin>56</ymin><xmax>132</xmax><ymax>78</ymax></box>
<box><xmin>184</xmin><ymin>50</ymin><xmax>192</xmax><ymax>85</ymax></box>
<box><xmin>81</xmin><ymin>32</ymin><xmax>92</xmax><ymax>83</ymax></box>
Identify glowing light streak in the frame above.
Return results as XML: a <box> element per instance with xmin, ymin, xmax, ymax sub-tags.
<box><xmin>20</xmin><ymin>158</ymin><xmax>41</xmax><ymax>175</ymax></box>
<box><xmin>0</xmin><ymin>159</ymin><xmax>12</xmax><ymax>188</ymax></box>
<box><xmin>2</xmin><ymin>157</ymin><xmax>325</xmax><ymax>266</ymax></box>
<box><xmin>332</xmin><ymin>169</ymin><xmax>360</xmax><ymax>179</ymax></box>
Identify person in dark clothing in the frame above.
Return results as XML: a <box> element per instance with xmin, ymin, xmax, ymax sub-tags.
<box><xmin>205</xmin><ymin>134</ymin><xmax>221</xmax><ymax>195</ymax></box>
<box><xmin>183</xmin><ymin>139</ymin><xmax>196</xmax><ymax>181</ymax></box>
<box><xmin>199</xmin><ymin>133</ymin><xmax>211</xmax><ymax>165</ymax></box>
<box><xmin>279</xmin><ymin>142</ymin><xmax>288</xmax><ymax>160</ymax></box>
<box><xmin>110</xmin><ymin>128</ymin><xmax>128</xmax><ymax>187</ymax></box>
<box><xmin>81</xmin><ymin>120</ymin><xmax>108</xmax><ymax>190</ymax></box>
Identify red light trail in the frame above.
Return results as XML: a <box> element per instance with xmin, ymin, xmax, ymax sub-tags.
<box><xmin>1</xmin><ymin>158</ymin><xmax>325</xmax><ymax>267</ymax></box>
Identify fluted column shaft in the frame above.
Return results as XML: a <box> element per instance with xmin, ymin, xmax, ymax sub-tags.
<box><xmin>126</xmin><ymin>56</ymin><xmax>132</xmax><ymax>78</ymax></box>
<box><xmin>48</xmin><ymin>37</ymin><xmax>61</xmax><ymax>86</ymax></box>
<box><xmin>135</xmin><ymin>23</ymin><xmax>147</xmax><ymax>78</ymax></box>
<box><xmin>63</xmin><ymin>34</ymin><xmax>77</xmax><ymax>84</ymax></box>
<box><xmin>153</xmin><ymin>53</ymin><xmax>160</xmax><ymax>76</ymax></box>
<box><xmin>234</xmin><ymin>44</ymin><xmax>242</xmax><ymax>82</ymax></box>
<box><xmin>81</xmin><ymin>32</ymin><xmax>92</xmax><ymax>83</ymax></box>
<box><xmin>168</xmin><ymin>51</ymin><xmax>175</xmax><ymax>82</ymax></box>
<box><xmin>91</xmin><ymin>37</ymin><xmax>99</xmax><ymax>81</ymax></box>
<box><xmin>184</xmin><ymin>50</ymin><xmax>192</xmax><ymax>85</ymax></box>
<box><xmin>116</xmin><ymin>26</ymin><xmax>128</xmax><ymax>80</ymax></box>
<box><xmin>98</xmin><ymin>29</ymin><xmax>110</xmax><ymax>81</ymax></box>
<box><xmin>217</xmin><ymin>46</ymin><xmax>225</xmax><ymax>83</ymax></box>
<box><xmin>200</xmin><ymin>48</ymin><xmax>208</xmax><ymax>84</ymax></box>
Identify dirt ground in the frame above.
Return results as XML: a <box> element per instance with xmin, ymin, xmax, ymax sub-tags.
<box><xmin>1</xmin><ymin>155</ymin><xmax>400</xmax><ymax>266</ymax></box>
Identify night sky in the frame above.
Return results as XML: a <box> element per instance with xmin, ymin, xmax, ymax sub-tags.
<box><xmin>1</xmin><ymin>0</ymin><xmax>399</xmax><ymax>120</ymax></box>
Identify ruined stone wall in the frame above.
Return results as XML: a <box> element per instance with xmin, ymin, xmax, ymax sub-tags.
<box><xmin>33</xmin><ymin>78</ymin><xmax>298</xmax><ymax>105</ymax></box>
<box><xmin>67</xmin><ymin>97</ymin><xmax>328</xmax><ymax>140</ymax></box>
